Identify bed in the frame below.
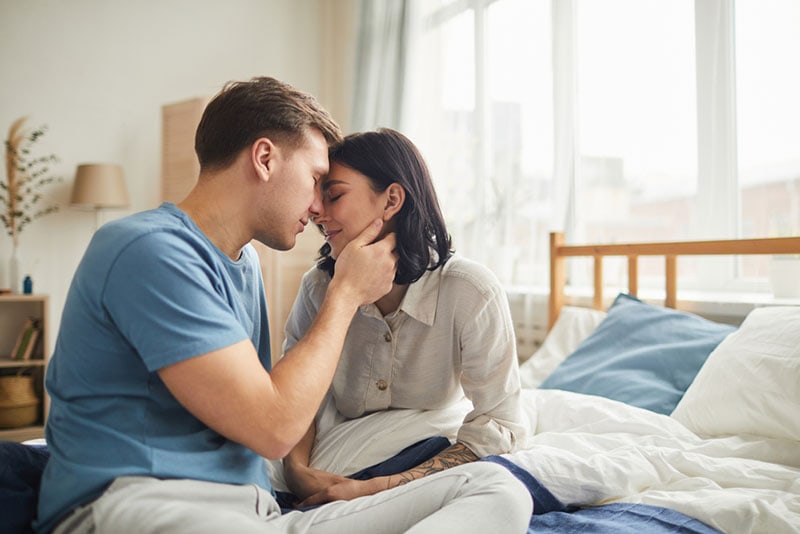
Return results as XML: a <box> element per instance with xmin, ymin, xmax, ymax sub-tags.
<box><xmin>266</xmin><ymin>232</ymin><xmax>800</xmax><ymax>533</ymax></box>
<box><xmin>3</xmin><ymin>234</ymin><xmax>800</xmax><ymax>533</ymax></box>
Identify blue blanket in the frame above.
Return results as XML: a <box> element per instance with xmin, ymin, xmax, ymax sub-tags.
<box><xmin>481</xmin><ymin>455</ymin><xmax>721</xmax><ymax>533</ymax></box>
<box><xmin>0</xmin><ymin>441</ymin><xmax>48</xmax><ymax>534</ymax></box>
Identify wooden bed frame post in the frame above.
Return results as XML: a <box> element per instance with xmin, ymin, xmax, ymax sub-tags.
<box><xmin>549</xmin><ymin>232</ymin><xmax>566</xmax><ymax>331</ymax></box>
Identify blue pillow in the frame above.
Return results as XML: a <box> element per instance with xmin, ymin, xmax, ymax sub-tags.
<box><xmin>538</xmin><ymin>293</ymin><xmax>736</xmax><ymax>415</ymax></box>
<box><xmin>0</xmin><ymin>441</ymin><xmax>49</xmax><ymax>534</ymax></box>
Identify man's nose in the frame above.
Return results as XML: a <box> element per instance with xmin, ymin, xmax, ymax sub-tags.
<box><xmin>309</xmin><ymin>193</ymin><xmax>326</xmax><ymax>223</ymax></box>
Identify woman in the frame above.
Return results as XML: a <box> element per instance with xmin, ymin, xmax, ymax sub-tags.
<box><xmin>281</xmin><ymin>128</ymin><xmax>528</xmax><ymax>506</ymax></box>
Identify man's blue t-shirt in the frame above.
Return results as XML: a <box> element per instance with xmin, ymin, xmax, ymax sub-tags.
<box><xmin>36</xmin><ymin>203</ymin><xmax>272</xmax><ymax>532</ymax></box>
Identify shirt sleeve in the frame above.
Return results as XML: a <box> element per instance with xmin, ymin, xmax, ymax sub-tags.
<box><xmin>282</xmin><ymin>267</ymin><xmax>326</xmax><ymax>356</ymax></box>
<box><xmin>102</xmin><ymin>232</ymin><xmax>250</xmax><ymax>372</ymax></box>
<box><xmin>456</xmin><ymin>275</ymin><xmax>529</xmax><ymax>457</ymax></box>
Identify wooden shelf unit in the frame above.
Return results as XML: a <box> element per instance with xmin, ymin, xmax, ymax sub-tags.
<box><xmin>0</xmin><ymin>294</ymin><xmax>49</xmax><ymax>441</ymax></box>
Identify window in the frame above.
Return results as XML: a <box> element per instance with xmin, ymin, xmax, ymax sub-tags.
<box><xmin>572</xmin><ymin>0</ymin><xmax>696</xmax><ymax>290</ymax></box>
<box><xmin>736</xmin><ymin>0</ymin><xmax>800</xmax><ymax>280</ymax></box>
<box><xmin>403</xmin><ymin>0</ymin><xmax>800</xmax><ymax>293</ymax></box>
<box><xmin>405</xmin><ymin>0</ymin><xmax>553</xmax><ymax>285</ymax></box>
<box><xmin>575</xmin><ymin>0</ymin><xmax>696</xmax><ymax>245</ymax></box>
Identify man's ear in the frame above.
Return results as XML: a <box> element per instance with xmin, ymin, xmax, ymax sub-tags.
<box><xmin>251</xmin><ymin>138</ymin><xmax>276</xmax><ymax>182</ymax></box>
<box><xmin>383</xmin><ymin>183</ymin><xmax>406</xmax><ymax>221</ymax></box>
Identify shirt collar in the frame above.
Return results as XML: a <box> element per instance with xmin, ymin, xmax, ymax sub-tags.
<box><xmin>394</xmin><ymin>264</ymin><xmax>443</xmax><ymax>326</ymax></box>
<box><xmin>358</xmin><ymin>260</ymin><xmax>449</xmax><ymax>326</ymax></box>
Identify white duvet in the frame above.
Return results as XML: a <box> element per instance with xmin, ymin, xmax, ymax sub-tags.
<box><xmin>267</xmin><ymin>388</ymin><xmax>800</xmax><ymax>534</ymax></box>
<box><xmin>507</xmin><ymin>388</ymin><xmax>800</xmax><ymax>534</ymax></box>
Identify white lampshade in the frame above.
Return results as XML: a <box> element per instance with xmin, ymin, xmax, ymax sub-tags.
<box><xmin>70</xmin><ymin>163</ymin><xmax>130</xmax><ymax>208</ymax></box>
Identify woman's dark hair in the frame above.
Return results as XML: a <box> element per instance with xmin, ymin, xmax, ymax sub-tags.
<box><xmin>195</xmin><ymin>76</ymin><xmax>342</xmax><ymax>171</ymax></box>
<box><xmin>317</xmin><ymin>128</ymin><xmax>453</xmax><ymax>285</ymax></box>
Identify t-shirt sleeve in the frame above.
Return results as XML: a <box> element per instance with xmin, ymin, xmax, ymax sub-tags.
<box><xmin>102</xmin><ymin>232</ymin><xmax>250</xmax><ymax>372</ymax></box>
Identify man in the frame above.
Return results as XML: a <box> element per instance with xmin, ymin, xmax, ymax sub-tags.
<box><xmin>37</xmin><ymin>77</ymin><xmax>532</xmax><ymax>533</ymax></box>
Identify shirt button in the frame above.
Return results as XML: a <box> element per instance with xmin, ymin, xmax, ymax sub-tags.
<box><xmin>376</xmin><ymin>379</ymin><xmax>388</xmax><ymax>391</ymax></box>
<box><xmin>383</xmin><ymin>332</ymin><xmax>392</xmax><ymax>342</ymax></box>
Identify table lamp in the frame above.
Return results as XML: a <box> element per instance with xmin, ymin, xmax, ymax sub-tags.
<box><xmin>70</xmin><ymin>163</ymin><xmax>130</xmax><ymax>229</ymax></box>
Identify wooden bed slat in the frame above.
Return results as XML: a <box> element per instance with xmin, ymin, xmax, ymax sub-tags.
<box><xmin>665</xmin><ymin>255</ymin><xmax>677</xmax><ymax>309</ymax></box>
<box><xmin>627</xmin><ymin>256</ymin><xmax>639</xmax><ymax>297</ymax></box>
<box><xmin>593</xmin><ymin>256</ymin><xmax>603</xmax><ymax>310</ymax></box>
<box><xmin>549</xmin><ymin>232</ymin><xmax>566</xmax><ymax>329</ymax></box>
<box><xmin>548</xmin><ymin>232</ymin><xmax>800</xmax><ymax>329</ymax></box>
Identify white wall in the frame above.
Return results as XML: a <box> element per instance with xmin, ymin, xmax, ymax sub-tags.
<box><xmin>0</xmin><ymin>0</ymin><xmax>333</xmax><ymax>352</ymax></box>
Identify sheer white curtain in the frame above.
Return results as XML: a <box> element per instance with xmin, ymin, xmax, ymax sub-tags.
<box><xmin>694</xmin><ymin>0</ymin><xmax>738</xmax><ymax>285</ymax></box>
<box><xmin>551</xmin><ymin>0</ymin><xmax>578</xmax><ymax>243</ymax></box>
<box><xmin>350</xmin><ymin>0</ymin><xmax>410</xmax><ymax>131</ymax></box>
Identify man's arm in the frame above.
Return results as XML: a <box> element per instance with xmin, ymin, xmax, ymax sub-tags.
<box><xmin>159</xmin><ymin>220</ymin><xmax>396</xmax><ymax>460</ymax></box>
<box><xmin>282</xmin><ymin>422</ymin><xmax>350</xmax><ymax>499</ymax></box>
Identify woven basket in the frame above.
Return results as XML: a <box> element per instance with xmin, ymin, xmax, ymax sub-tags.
<box><xmin>0</xmin><ymin>373</ymin><xmax>40</xmax><ymax>428</ymax></box>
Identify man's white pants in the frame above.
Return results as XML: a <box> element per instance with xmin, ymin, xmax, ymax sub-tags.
<box><xmin>54</xmin><ymin>461</ymin><xmax>532</xmax><ymax>533</ymax></box>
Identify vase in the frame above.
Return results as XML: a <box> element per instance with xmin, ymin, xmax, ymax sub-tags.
<box><xmin>9</xmin><ymin>245</ymin><xmax>20</xmax><ymax>294</ymax></box>
<box><xmin>0</xmin><ymin>257</ymin><xmax>6</xmax><ymax>291</ymax></box>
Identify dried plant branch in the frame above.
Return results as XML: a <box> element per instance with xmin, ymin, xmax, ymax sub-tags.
<box><xmin>2</xmin><ymin>117</ymin><xmax>61</xmax><ymax>247</ymax></box>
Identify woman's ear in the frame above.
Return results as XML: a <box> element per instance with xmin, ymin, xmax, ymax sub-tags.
<box><xmin>383</xmin><ymin>183</ymin><xmax>406</xmax><ymax>221</ymax></box>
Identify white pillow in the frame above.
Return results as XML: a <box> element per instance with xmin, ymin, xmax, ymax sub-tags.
<box><xmin>519</xmin><ymin>306</ymin><xmax>607</xmax><ymax>389</ymax></box>
<box><xmin>671</xmin><ymin>306</ymin><xmax>800</xmax><ymax>441</ymax></box>
<box><xmin>266</xmin><ymin>397</ymin><xmax>470</xmax><ymax>492</ymax></box>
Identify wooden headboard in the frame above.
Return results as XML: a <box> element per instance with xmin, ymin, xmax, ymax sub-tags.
<box><xmin>548</xmin><ymin>231</ymin><xmax>800</xmax><ymax>330</ymax></box>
